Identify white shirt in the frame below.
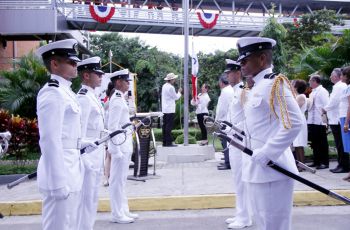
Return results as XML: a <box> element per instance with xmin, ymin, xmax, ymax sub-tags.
<box><xmin>324</xmin><ymin>81</ymin><xmax>347</xmax><ymax>124</ymax></box>
<box><xmin>77</xmin><ymin>84</ymin><xmax>105</xmax><ymax>170</ymax></box>
<box><xmin>216</xmin><ymin>85</ymin><xmax>234</xmax><ymax>121</ymax></box>
<box><xmin>161</xmin><ymin>82</ymin><xmax>181</xmax><ymax>113</ymax></box>
<box><xmin>36</xmin><ymin>74</ymin><xmax>83</xmax><ymax>192</ymax></box>
<box><xmin>108</xmin><ymin>90</ymin><xmax>133</xmax><ymax>153</ymax></box>
<box><xmin>191</xmin><ymin>93</ymin><xmax>210</xmax><ymax>114</ymax></box>
<box><xmin>339</xmin><ymin>85</ymin><xmax>350</xmax><ymax>118</ymax></box>
<box><xmin>227</xmin><ymin>82</ymin><xmax>245</xmax><ymax>125</ymax></box>
<box><xmin>243</xmin><ymin>68</ymin><xmax>302</xmax><ymax>183</ymax></box>
<box><xmin>307</xmin><ymin>85</ymin><xmax>329</xmax><ymax>125</ymax></box>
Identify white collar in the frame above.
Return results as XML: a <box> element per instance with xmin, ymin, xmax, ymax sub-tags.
<box><xmin>252</xmin><ymin>67</ymin><xmax>273</xmax><ymax>85</ymax></box>
<box><xmin>51</xmin><ymin>74</ymin><xmax>72</xmax><ymax>88</ymax></box>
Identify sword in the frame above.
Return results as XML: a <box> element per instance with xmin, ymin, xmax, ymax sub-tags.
<box><xmin>216</xmin><ymin>119</ymin><xmax>316</xmax><ymax>174</ymax></box>
<box><xmin>214</xmin><ymin>132</ymin><xmax>350</xmax><ymax>205</ymax></box>
<box><xmin>7</xmin><ymin>117</ymin><xmax>152</xmax><ymax>189</ymax></box>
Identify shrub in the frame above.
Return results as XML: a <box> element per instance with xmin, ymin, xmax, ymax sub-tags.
<box><xmin>0</xmin><ymin>109</ymin><xmax>39</xmax><ymax>161</ymax></box>
<box><xmin>175</xmin><ymin>134</ymin><xmax>197</xmax><ymax>144</ymax></box>
<box><xmin>153</xmin><ymin>128</ymin><xmax>201</xmax><ymax>142</ymax></box>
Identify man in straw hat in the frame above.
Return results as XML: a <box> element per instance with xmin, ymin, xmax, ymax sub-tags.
<box><xmin>36</xmin><ymin>39</ymin><xmax>98</xmax><ymax>230</ymax></box>
<box><xmin>237</xmin><ymin>37</ymin><xmax>303</xmax><ymax>230</ymax></box>
<box><xmin>161</xmin><ymin>73</ymin><xmax>182</xmax><ymax>147</ymax></box>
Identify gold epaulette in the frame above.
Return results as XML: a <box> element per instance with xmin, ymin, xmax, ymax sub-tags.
<box><xmin>269</xmin><ymin>74</ymin><xmax>296</xmax><ymax>129</ymax></box>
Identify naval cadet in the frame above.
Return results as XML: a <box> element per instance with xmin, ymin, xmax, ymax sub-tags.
<box><xmin>108</xmin><ymin>69</ymin><xmax>139</xmax><ymax>224</ymax></box>
<box><xmin>224</xmin><ymin>59</ymin><xmax>253</xmax><ymax>229</ymax></box>
<box><xmin>76</xmin><ymin>56</ymin><xmax>106</xmax><ymax>230</ymax></box>
<box><xmin>237</xmin><ymin>37</ymin><xmax>303</xmax><ymax>230</ymax></box>
<box><xmin>36</xmin><ymin>39</ymin><xmax>97</xmax><ymax>230</ymax></box>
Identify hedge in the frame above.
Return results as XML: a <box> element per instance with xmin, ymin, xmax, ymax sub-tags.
<box><xmin>175</xmin><ymin>134</ymin><xmax>197</xmax><ymax>144</ymax></box>
<box><xmin>153</xmin><ymin>128</ymin><xmax>202</xmax><ymax>142</ymax></box>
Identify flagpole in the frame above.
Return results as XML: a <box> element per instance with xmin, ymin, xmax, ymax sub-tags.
<box><xmin>183</xmin><ymin>0</ymin><xmax>189</xmax><ymax>146</ymax></box>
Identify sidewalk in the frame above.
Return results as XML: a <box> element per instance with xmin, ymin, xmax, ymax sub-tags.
<box><xmin>0</xmin><ymin>150</ymin><xmax>349</xmax><ymax>216</ymax></box>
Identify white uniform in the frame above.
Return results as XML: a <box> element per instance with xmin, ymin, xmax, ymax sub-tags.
<box><xmin>108</xmin><ymin>89</ymin><xmax>133</xmax><ymax>219</ymax></box>
<box><xmin>37</xmin><ymin>74</ymin><xmax>84</xmax><ymax>230</ymax></box>
<box><xmin>216</xmin><ymin>85</ymin><xmax>234</xmax><ymax>121</ymax></box>
<box><xmin>243</xmin><ymin>68</ymin><xmax>302</xmax><ymax>230</ymax></box>
<box><xmin>226</xmin><ymin>82</ymin><xmax>252</xmax><ymax>226</ymax></box>
<box><xmin>77</xmin><ymin>85</ymin><xmax>105</xmax><ymax>230</ymax></box>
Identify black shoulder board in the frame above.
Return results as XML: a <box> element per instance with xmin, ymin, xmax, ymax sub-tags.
<box><xmin>264</xmin><ymin>73</ymin><xmax>278</xmax><ymax>79</ymax></box>
<box><xmin>48</xmin><ymin>79</ymin><xmax>59</xmax><ymax>87</ymax></box>
<box><xmin>115</xmin><ymin>92</ymin><xmax>121</xmax><ymax>97</ymax></box>
<box><xmin>78</xmin><ymin>88</ymin><xmax>88</xmax><ymax>95</ymax></box>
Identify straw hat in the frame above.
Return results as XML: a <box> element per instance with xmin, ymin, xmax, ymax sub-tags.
<box><xmin>164</xmin><ymin>73</ymin><xmax>178</xmax><ymax>81</ymax></box>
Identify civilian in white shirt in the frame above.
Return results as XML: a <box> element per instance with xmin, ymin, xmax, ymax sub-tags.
<box><xmin>216</xmin><ymin>74</ymin><xmax>234</xmax><ymax>170</ymax></box>
<box><xmin>323</xmin><ymin>68</ymin><xmax>349</xmax><ymax>173</ymax></box>
<box><xmin>307</xmin><ymin>75</ymin><xmax>330</xmax><ymax>169</ymax></box>
<box><xmin>161</xmin><ymin>73</ymin><xmax>182</xmax><ymax>147</ymax></box>
<box><xmin>191</xmin><ymin>83</ymin><xmax>211</xmax><ymax>145</ymax></box>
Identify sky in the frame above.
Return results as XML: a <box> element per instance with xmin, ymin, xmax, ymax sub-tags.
<box><xmin>121</xmin><ymin>33</ymin><xmax>239</xmax><ymax>56</ymax></box>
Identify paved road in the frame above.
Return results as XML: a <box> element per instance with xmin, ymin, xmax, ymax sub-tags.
<box><xmin>1</xmin><ymin>206</ymin><xmax>349</xmax><ymax>230</ymax></box>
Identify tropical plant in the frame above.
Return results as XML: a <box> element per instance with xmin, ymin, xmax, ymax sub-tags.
<box><xmin>0</xmin><ymin>52</ymin><xmax>48</xmax><ymax>118</ymax></box>
<box><xmin>259</xmin><ymin>8</ymin><xmax>288</xmax><ymax>74</ymax></box>
<box><xmin>292</xmin><ymin>29</ymin><xmax>350</xmax><ymax>81</ymax></box>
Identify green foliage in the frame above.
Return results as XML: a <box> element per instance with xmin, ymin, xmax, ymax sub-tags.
<box><xmin>90</xmin><ymin>33</ymin><xmax>182</xmax><ymax>112</ymax></box>
<box><xmin>0</xmin><ymin>164</ymin><xmax>37</xmax><ymax>175</ymax></box>
<box><xmin>153</xmin><ymin>128</ymin><xmax>201</xmax><ymax>142</ymax></box>
<box><xmin>174</xmin><ymin>134</ymin><xmax>196</xmax><ymax>144</ymax></box>
<box><xmin>0</xmin><ymin>110</ymin><xmax>40</xmax><ymax>161</ymax></box>
<box><xmin>259</xmin><ymin>15</ymin><xmax>287</xmax><ymax>74</ymax></box>
<box><xmin>292</xmin><ymin>29</ymin><xmax>350</xmax><ymax>80</ymax></box>
<box><xmin>0</xmin><ymin>52</ymin><xmax>48</xmax><ymax>119</ymax></box>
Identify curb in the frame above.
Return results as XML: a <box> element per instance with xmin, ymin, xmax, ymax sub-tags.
<box><xmin>1</xmin><ymin>190</ymin><xmax>349</xmax><ymax>216</ymax></box>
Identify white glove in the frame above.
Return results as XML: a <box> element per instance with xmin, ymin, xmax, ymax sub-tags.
<box><xmin>252</xmin><ymin>149</ymin><xmax>270</xmax><ymax>167</ymax></box>
<box><xmin>50</xmin><ymin>186</ymin><xmax>70</xmax><ymax>200</ymax></box>
<box><xmin>81</xmin><ymin>139</ymin><xmax>98</xmax><ymax>153</ymax></box>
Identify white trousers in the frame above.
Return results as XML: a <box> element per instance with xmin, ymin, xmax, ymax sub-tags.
<box><xmin>77</xmin><ymin>168</ymin><xmax>101</xmax><ymax>230</ymax></box>
<box><xmin>229</xmin><ymin>146</ymin><xmax>251</xmax><ymax>224</ymax></box>
<box><xmin>248</xmin><ymin>179</ymin><xmax>294</xmax><ymax>230</ymax></box>
<box><xmin>41</xmin><ymin>191</ymin><xmax>81</xmax><ymax>230</ymax></box>
<box><xmin>109</xmin><ymin>151</ymin><xmax>132</xmax><ymax>218</ymax></box>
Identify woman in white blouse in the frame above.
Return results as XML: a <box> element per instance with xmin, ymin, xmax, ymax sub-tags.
<box><xmin>292</xmin><ymin>79</ymin><xmax>308</xmax><ymax>171</ymax></box>
<box><xmin>339</xmin><ymin>67</ymin><xmax>350</xmax><ymax>181</ymax></box>
<box><xmin>191</xmin><ymin>83</ymin><xmax>211</xmax><ymax>145</ymax></box>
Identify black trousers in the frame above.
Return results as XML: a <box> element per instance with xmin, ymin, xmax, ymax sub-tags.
<box><xmin>308</xmin><ymin>124</ymin><xmax>329</xmax><ymax>166</ymax></box>
<box><xmin>162</xmin><ymin>113</ymin><xmax>175</xmax><ymax>146</ymax></box>
<box><xmin>330</xmin><ymin>124</ymin><xmax>349</xmax><ymax>170</ymax></box>
<box><xmin>197</xmin><ymin>113</ymin><xmax>208</xmax><ymax>140</ymax></box>
<box><xmin>221</xmin><ymin>139</ymin><xmax>230</xmax><ymax>166</ymax></box>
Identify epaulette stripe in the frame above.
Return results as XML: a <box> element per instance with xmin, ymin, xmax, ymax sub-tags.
<box><xmin>78</xmin><ymin>88</ymin><xmax>88</xmax><ymax>95</ymax></box>
<box><xmin>48</xmin><ymin>79</ymin><xmax>59</xmax><ymax>87</ymax></box>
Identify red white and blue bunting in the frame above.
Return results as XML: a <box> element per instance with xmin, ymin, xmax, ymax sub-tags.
<box><xmin>196</xmin><ymin>12</ymin><xmax>219</xmax><ymax>29</ymax></box>
<box><xmin>89</xmin><ymin>5</ymin><xmax>115</xmax><ymax>23</ymax></box>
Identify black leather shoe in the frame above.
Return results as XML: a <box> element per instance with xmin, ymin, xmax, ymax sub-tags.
<box><xmin>316</xmin><ymin>164</ymin><xmax>328</xmax><ymax>170</ymax></box>
<box><xmin>332</xmin><ymin>167</ymin><xmax>350</xmax><ymax>173</ymax></box>
<box><xmin>330</xmin><ymin>166</ymin><xmax>341</xmax><ymax>173</ymax></box>
<box><xmin>307</xmin><ymin>163</ymin><xmax>318</xmax><ymax>168</ymax></box>
<box><xmin>217</xmin><ymin>165</ymin><xmax>231</xmax><ymax>170</ymax></box>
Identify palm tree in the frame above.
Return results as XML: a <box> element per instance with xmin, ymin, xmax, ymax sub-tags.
<box><xmin>0</xmin><ymin>52</ymin><xmax>48</xmax><ymax>119</ymax></box>
<box><xmin>292</xmin><ymin>29</ymin><xmax>350</xmax><ymax>80</ymax></box>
